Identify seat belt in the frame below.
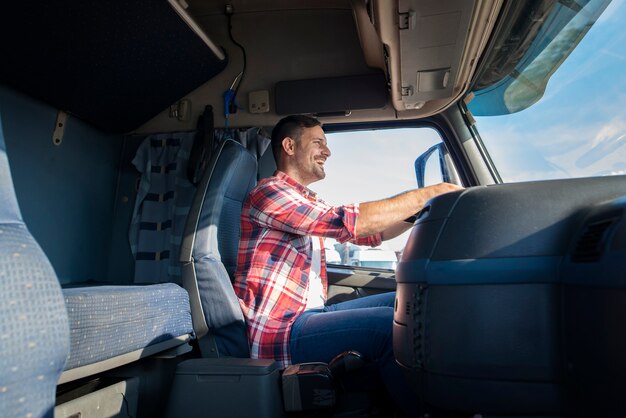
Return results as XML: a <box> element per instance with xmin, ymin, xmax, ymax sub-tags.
<box><xmin>187</xmin><ymin>105</ymin><xmax>215</xmax><ymax>186</ymax></box>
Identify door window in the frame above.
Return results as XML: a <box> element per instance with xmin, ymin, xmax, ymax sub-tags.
<box><xmin>312</xmin><ymin>127</ymin><xmax>446</xmax><ymax>268</ymax></box>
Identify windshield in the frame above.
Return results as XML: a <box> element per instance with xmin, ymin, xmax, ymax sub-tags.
<box><xmin>469</xmin><ymin>0</ymin><xmax>625</xmax><ymax>182</ymax></box>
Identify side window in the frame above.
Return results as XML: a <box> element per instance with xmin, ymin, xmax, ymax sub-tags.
<box><xmin>312</xmin><ymin>127</ymin><xmax>450</xmax><ymax>270</ymax></box>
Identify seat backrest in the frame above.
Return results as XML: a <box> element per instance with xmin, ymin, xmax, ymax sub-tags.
<box><xmin>0</xmin><ymin>114</ymin><xmax>69</xmax><ymax>417</ymax></box>
<box><xmin>180</xmin><ymin>139</ymin><xmax>257</xmax><ymax>358</ymax></box>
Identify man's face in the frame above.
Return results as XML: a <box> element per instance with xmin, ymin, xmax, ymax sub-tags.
<box><xmin>292</xmin><ymin>125</ymin><xmax>331</xmax><ymax>185</ymax></box>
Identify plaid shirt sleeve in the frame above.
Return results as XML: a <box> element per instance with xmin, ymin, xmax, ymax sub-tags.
<box><xmin>351</xmin><ymin>231</ymin><xmax>383</xmax><ymax>247</ymax></box>
<box><xmin>248</xmin><ymin>180</ymin><xmax>363</xmax><ymax>243</ymax></box>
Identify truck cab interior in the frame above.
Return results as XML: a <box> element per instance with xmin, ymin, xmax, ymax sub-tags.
<box><xmin>1</xmin><ymin>0</ymin><xmax>625</xmax><ymax>417</ymax></box>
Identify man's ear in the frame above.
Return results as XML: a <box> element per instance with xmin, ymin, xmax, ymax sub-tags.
<box><xmin>282</xmin><ymin>137</ymin><xmax>295</xmax><ymax>156</ymax></box>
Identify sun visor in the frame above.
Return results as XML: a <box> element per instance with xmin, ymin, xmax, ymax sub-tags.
<box><xmin>275</xmin><ymin>73</ymin><xmax>388</xmax><ymax>116</ymax></box>
<box><xmin>0</xmin><ymin>0</ymin><xmax>227</xmax><ymax>133</ymax></box>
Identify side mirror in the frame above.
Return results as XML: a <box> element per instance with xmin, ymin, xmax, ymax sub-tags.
<box><xmin>414</xmin><ymin>142</ymin><xmax>460</xmax><ymax>188</ymax></box>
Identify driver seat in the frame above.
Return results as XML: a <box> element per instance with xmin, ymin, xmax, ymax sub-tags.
<box><xmin>176</xmin><ymin>137</ymin><xmax>385</xmax><ymax>417</ymax></box>
<box><xmin>179</xmin><ymin>137</ymin><xmax>253</xmax><ymax>357</ymax></box>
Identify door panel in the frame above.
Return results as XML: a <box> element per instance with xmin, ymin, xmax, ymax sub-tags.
<box><xmin>326</xmin><ymin>265</ymin><xmax>396</xmax><ymax>304</ymax></box>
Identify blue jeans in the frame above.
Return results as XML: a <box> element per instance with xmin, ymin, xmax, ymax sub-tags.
<box><xmin>289</xmin><ymin>292</ymin><xmax>419</xmax><ymax>417</ymax></box>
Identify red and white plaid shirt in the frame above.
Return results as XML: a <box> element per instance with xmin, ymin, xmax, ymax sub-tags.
<box><xmin>233</xmin><ymin>171</ymin><xmax>382</xmax><ymax>367</ymax></box>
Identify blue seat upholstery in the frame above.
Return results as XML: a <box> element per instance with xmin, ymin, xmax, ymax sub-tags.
<box><xmin>0</xmin><ymin>115</ymin><xmax>70</xmax><ymax>417</ymax></box>
<box><xmin>63</xmin><ymin>283</ymin><xmax>193</xmax><ymax>372</ymax></box>
<box><xmin>180</xmin><ymin>139</ymin><xmax>257</xmax><ymax>357</ymax></box>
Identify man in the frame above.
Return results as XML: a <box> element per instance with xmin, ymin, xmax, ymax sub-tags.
<box><xmin>233</xmin><ymin>115</ymin><xmax>462</xmax><ymax>415</ymax></box>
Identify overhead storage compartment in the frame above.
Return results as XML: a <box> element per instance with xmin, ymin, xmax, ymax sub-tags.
<box><xmin>395</xmin><ymin>0</ymin><xmax>476</xmax><ymax>109</ymax></box>
<box><xmin>0</xmin><ymin>0</ymin><xmax>227</xmax><ymax>133</ymax></box>
<box><xmin>275</xmin><ymin>73</ymin><xmax>388</xmax><ymax>115</ymax></box>
<box><xmin>367</xmin><ymin>0</ymin><xmax>502</xmax><ymax>117</ymax></box>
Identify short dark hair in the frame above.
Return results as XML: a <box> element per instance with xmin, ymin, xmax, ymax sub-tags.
<box><xmin>271</xmin><ymin>115</ymin><xmax>322</xmax><ymax>164</ymax></box>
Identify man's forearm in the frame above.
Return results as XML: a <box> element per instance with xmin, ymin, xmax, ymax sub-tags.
<box><xmin>356</xmin><ymin>183</ymin><xmax>462</xmax><ymax>238</ymax></box>
<box><xmin>381</xmin><ymin>222</ymin><xmax>413</xmax><ymax>241</ymax></box>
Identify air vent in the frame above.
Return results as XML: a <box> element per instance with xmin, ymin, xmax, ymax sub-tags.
<box><xmin>571</xmin><ymin>219</ymin><xmax>616</xmax><ymax>263</ymax></box>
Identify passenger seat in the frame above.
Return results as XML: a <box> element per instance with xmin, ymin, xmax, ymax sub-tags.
<box><xmin>58</xmin><ymin>131</ymin><xmax>197</xmax><ymax>383</ymax></box>
<box><xmin>0</xmin><ymin>118</ymin><xmax>194</xmax><ymax>388</ymax></box>
<box><xmin>0</xmin><ymin>114</ymin><xmax>69</xmax><ymax>417</ymax></box>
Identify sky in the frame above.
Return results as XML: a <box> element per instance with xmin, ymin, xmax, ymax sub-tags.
<box><xmin>305</xmin><ymin>0</ymin><xmax>625</xmax><ymax>253</ymax></box>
